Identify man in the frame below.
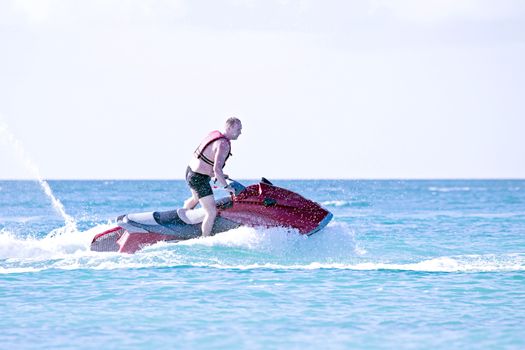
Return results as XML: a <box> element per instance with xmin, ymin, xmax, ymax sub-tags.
<box><xmin>183</xmin><ymin>117</ymin><xmax>242</xmax><ymax>236</ymax></box>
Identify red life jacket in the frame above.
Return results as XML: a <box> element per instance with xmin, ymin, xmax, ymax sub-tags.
<box><xmin>193</xmin><ymin>130</ymin><xmax>232</xmax><ymax>167</ymax></box>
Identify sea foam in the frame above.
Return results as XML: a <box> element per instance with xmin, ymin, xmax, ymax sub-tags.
<box><xmin>1</xmin><ymin>222</ymin><xmax>523</xmax><ymax>274</ymax></box>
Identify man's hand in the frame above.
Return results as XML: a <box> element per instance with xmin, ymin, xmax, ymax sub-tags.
<box><xmin>224</xmin><ymin>184</ymin><xmax>235</xmax><ymax>195</ymax></box>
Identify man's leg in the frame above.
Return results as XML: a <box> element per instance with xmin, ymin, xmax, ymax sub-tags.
<box><xmin>183</xmin><ymin>190</ymin><xmax>199</xmax><ymax>209</ymax></box>
<box><xmin>199</xmin><ymin>194</ymin><xmax>217</xmax><ymax>236</ymax></box>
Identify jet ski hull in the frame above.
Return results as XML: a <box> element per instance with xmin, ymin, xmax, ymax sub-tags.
<box><xmin>91</xmin><ymin>180</ymin><xmax>332</xmax><ymax>253</ymax></box>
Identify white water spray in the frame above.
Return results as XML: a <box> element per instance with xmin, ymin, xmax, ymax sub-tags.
<box><xmin>0</xmin><ymin>119</ymin><xmax>77</xmax><ymax>234</ymax></box>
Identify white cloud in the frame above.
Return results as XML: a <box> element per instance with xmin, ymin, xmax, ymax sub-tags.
<box><xmin>5</xmin><ymin>0</ymin><xmax>525</xmax><ymax>29</ymax></box>
<box><xmin>148</xmin><ymin>0</ymin><xmax>187</xmax><ymax>18</ymax></box>
<box><xmin>13</xmin><ymin>0</ymin><xmax>53</xmax><ymax>23</ymax></box>
<box><xmin>369</xmin><ymin>0</ymin><xmax>525</xmax><ymax>23</ymax></box>
<box><xmin>4</xmin><ymin>0</ymin><xmax>188</xmax><ymax>26</ymax></box>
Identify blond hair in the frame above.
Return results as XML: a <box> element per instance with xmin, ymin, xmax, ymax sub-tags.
<box><xmin>225</xmin><ymin>117</ymin><xmax>241</xmax><ymax>128</ymax></box>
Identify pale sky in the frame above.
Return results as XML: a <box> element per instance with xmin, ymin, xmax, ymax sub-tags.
<box><xmin>1</xmin><ymin>0</ymin><xmax>524</xmax><ymax>180</ymax></box>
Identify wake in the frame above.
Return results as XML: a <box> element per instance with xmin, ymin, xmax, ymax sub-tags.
<box><xmin>1</xmin><ymin>222</ymin><xmax>524</xmax><ymax>274</ymax></box>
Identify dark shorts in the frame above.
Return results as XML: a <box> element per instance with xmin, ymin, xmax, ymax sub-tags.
<box><xmin>186</xmin><ymin>166</ymin><xmax>213</xmax><ymax>199</ymax></box>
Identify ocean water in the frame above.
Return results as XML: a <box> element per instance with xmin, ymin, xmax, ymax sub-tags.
<box><xmin>1</xmin><ymin>179</ymin><xmax>524</xmax><ymax>349</ymax></box>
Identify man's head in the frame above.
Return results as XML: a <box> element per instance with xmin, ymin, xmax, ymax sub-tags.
<box><xmin>224</xmin><ymin>117</ymin><xmax>242</xmax><ymax>140</ymax></box>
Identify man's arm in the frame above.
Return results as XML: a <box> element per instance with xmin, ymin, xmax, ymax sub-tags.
<box><xmin>212</xmin><ymin>139</ymin><xmax>230</xmax><ymax>188</ymax></box>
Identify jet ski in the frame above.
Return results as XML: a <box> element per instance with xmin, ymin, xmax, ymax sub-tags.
<box><xmin>90</xmin><ymin>178</ymin><xmax>333</xmax><ymax>253</ymax></box>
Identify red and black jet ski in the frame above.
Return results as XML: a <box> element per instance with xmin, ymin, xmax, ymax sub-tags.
<box><xmin>90</xmin><ymin>178</ymin><xmax>333</xmax><ymax>253</ymax></box>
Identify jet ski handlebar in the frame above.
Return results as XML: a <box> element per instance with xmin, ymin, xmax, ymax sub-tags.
<box><xmin>225</xmin><ymin>178</ymin><xmax>246</xmax><ymax>196</ymax></box>
<box><xmin>215</xmin><ymin>177</ymin><xmax>272</xmax><ymax>196</ymax></box>
<box><xmin>213</xmin><ymin>177</ymin><xmax>246</xmax><ymax>196</ymax></box>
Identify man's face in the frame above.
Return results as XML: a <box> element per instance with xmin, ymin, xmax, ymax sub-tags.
<box><xmin>230</xmin><ymin>122</ymin><xmax>242</xmax><ymax>140</ymax></box>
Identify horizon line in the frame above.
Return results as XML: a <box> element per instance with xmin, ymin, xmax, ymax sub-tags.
<box><xmin>1</xmin><ymin>177</ymin><xmax>524</xmax><ymax>181</ymax></box>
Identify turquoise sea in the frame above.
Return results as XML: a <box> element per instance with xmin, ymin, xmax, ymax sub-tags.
<box><xmin>1</xmin><ymin>180</ymin><xmax>524</xmax><ymax>349</ymax></box>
